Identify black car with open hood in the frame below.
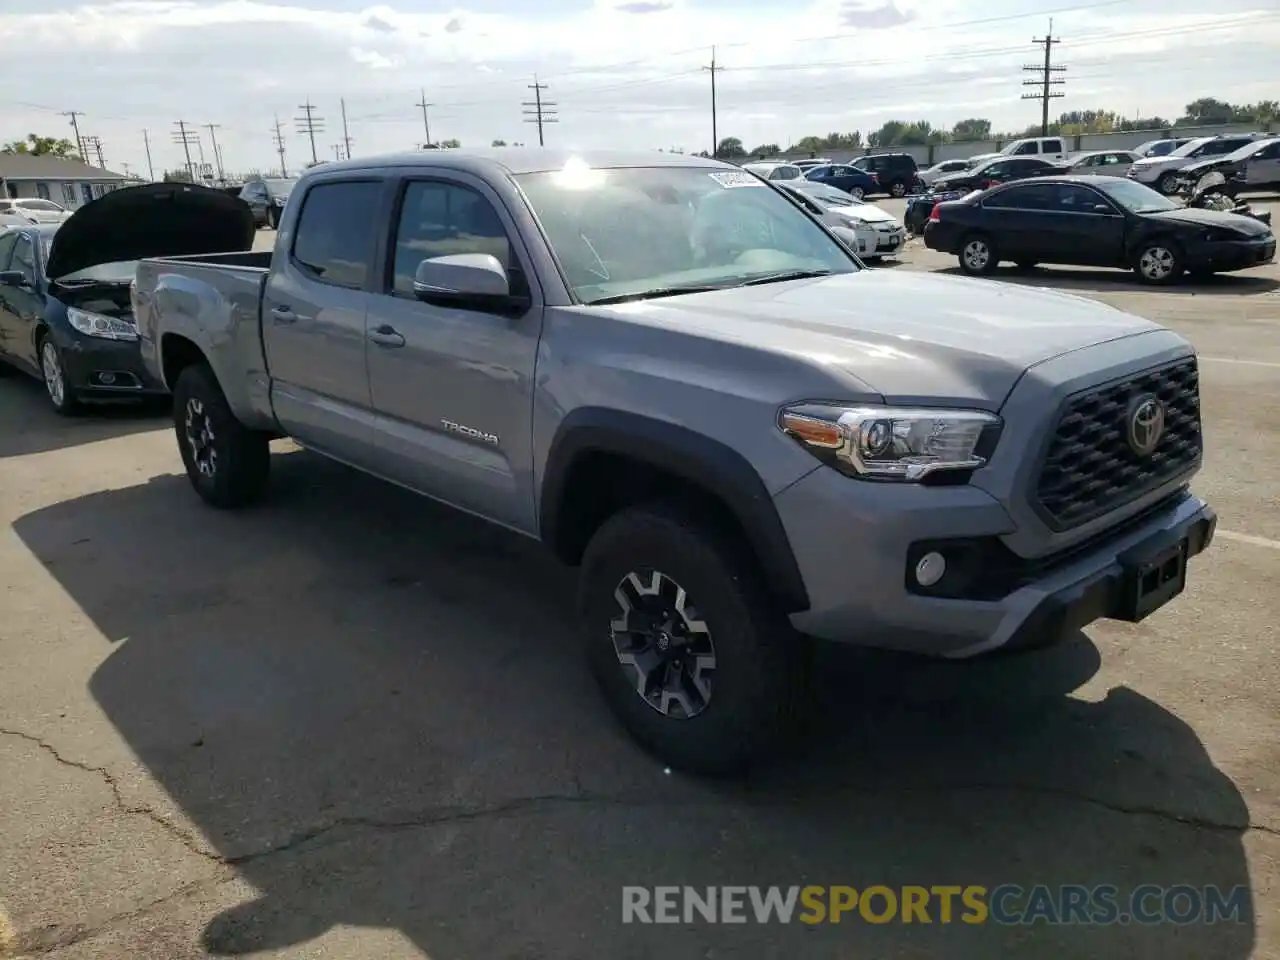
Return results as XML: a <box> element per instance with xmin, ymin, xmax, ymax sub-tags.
<box><xmin>0</xmin><ymin>182</ymin><xmax>255</xmax><ymax>414</ymax></box>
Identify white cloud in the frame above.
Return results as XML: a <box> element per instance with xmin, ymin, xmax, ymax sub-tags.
<box><xmin>1</xmin><ymin>0</ymin><xmax>1277</xmax><ymax>177</ymax></box>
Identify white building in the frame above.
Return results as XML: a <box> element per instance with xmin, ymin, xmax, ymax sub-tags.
<box><xmin>0</xmin><ymin>154</ymin><xmax>131</xmax><ymax>209</ymax></box>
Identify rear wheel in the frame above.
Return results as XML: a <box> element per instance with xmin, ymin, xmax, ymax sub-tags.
<box><xmin>578</xmin><ymin>504</ymin><xmax>807</xmax><ymax>776</ymax></box>
<box><xmin>889</xmin><ymin>180</ymin><xmax>908</xmax><ymax>198</ymax></box>
<box><xmin>38</xmin><ymin>336</ymin><xmax>81</xmax><ymax>416</ymax></box>
<box><xmin>1133</xmin><ymin>240</ymin><xmax>1183</xmax><ymax>285</ymax></box>
<box><xmin>172</xmin><ymin>362</ymin><xmax>271</xmax><ymax>508</ymax></box>
<box><xmin>959</xmin><ymin>233</ymin><xmax>999</xmax><ymax>276</ymax></box>
<box><xmin>849</xmin><ymin>186</ymin><xmax>865</xmax><ymax>200</ymax></box>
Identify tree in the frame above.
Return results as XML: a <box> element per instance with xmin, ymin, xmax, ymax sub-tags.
<box><xmin>438</xmin><ymin>138</ymin><xmax>461</xmax><ymax>148</ymax></box>
<box><xmin>714</xmin><ymin>137</ymin><xmax>745</xmax><ymax>159</ymax></box>
<box><xmin>491</xmin><ymin>139</ymin><xmax>507</xmax><ymax>147</ymax></box>
<box><xmin>2</xmin><ymin>134</ymin><xmax>81</xmax><ymax>160</ymax></box>
<box><xmin>1179</xmin><ymin>97</ymin><xmax>1235</xmax><ymax>125</ymax></box>
<box><xmin>749</xmin><ymin>143</ymin><xmax>781</xmax><ymax>157</ymax></box>
<box><xmin>950</xmin><ymin>118</ymin><xmax>991</xmax><ymax>141</ymax></box>
<box><xmin>162</xmin><ymin>169</ymin><xmax>193</xmax><ymax>182</ymax></box>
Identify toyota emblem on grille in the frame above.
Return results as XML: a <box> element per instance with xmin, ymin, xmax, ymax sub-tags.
<box><xmin>1126</xmin><ymin>395</ymin><xmax>1166</xmax><ymax>456</ymax></box>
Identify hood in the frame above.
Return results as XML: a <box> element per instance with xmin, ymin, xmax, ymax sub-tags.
<box><xmin>588</xmin><ymin>271</ymin><xmax>1161</xmax><ymax>407</ymax></box>
<box><xmin>1146</xmin><ymin>207</ymin><xmax>1272</xmax><ymax>237</ymax></box>
<box><xmin>21</xmin><ymin>210</ymin><xmax>72</xmax><ymax>224</ymax></box>
<box><xmin>45</xmin><ymin>182</ymin><xmax>256</xmax><ymax>280</ymax></box>
<box><xmin>828</xmin><ymin>203</ymin><xmax>896</xmax><ymax>225</ymax></box>
<box><xmin>1178</xmin><ymin>156</ymin><xmax>1234</xmax><ymax>176</ymax></box>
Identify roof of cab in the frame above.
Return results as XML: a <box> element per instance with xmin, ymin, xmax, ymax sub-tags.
<box><xmin>297</xmin><ymin>147</ymin><xmax>731</xmax><ymax>180</ymax></box>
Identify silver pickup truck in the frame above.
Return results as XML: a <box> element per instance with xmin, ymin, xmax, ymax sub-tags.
<box><xmin>133</xmin><ymin>149</ymin><xmax>1216</xmax><ymax>774</ymax></box>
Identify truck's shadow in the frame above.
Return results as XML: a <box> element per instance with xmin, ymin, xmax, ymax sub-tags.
<box><xmin>12</xmin><ymin>449</ymin><xmax>1255</xmax><ymax>958</ymax></box>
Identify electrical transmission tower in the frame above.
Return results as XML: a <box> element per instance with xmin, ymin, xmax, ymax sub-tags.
<box><xmin>702</xmin><ymin>47</ymin><xmax>720</xmax><ymax>158</ymax></box>
<box><xmin>204</xmin><ymin>123</ymin><xmax>225</xmax><ymax>182</ymax></box>
<box><xmin>416</xmin><ymin>89</ymin><xmax>433</xmax><ymax>147</ymax></box>
<box><xmin>1022</xmin><ymin>23</ymin><xmax>1065</xmax><ymax>137</ymax></box>
<box><xmin>61</xmin><ymin>110</ymin><xmax>86</xmax><ymax>161</ymax></box>
<box><xmin>272</xmin><ymin>115</ymin><xmax>289</xmax><ymax>177</ymax></box>
<box><xmin>295</xmin><ymin>101</ymin><xmax>325</xmax><ymax>164</ymax></box>
<box><xmin>82</xmin><ymin>135</ymin><xmax>106</xmax><ymax>168</ymax></box>
<box><xmin>522</xmin><ymin>79</ymin><xmax>557</xmax><ymax>147</ymax></box>
<box><xmin>172</xmin><ymin>121</ymin><xmax>200</xmax><ymax>181</ymax></box>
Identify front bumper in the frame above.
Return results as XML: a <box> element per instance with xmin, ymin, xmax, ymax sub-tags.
<box><xmin>1185</xmin><ymin>235</ymin><xmax>1276</xmax><ymax>272</ymax></box>
<box><xmin>57</xmin><ymin>331</ymin><xmax>168</xmax><ymax>397</ymax></box>
<box><xmin>773</xmin><ymin>463</ymin><xmax>1216</xmax><ymax>658</ymax></box>
<box><xmin>873</xmin><ymin>226</ymin><xmax>907</xmax><ymax>253</ymax></box>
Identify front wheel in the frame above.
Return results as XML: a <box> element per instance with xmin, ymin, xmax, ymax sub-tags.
<box><xmin>959</xmin><ymin>233</ymin><xmax>999</xmax><ymax>276</ymax></box>
<box><xmin>889</xmin><ymin>180</ymin><xmax>907</xmax><ymax>198</ymax></box>
<box><xmin>38</xmin><ymin>336</ymin><xmax>81</xmax><ymax>416</ymax></box>
<box><xmin>849</xmin><ymin>186</ymin><xmax>865</xmax><ymax>200</ymax></box>
<box><xmin>1155</xmin><ymin>172</ymin><xmax>1179</xmax><ymax>196</ymax></box>
<box><xmin>1133</xmin><ymin>241</ymin><xmax>1183</xmax><ymax>285</ymax></box>
<box><xmin>172</xmin><ymin>363</ymin><xmax>271</xmax><ymax>508</ymax></box>
<box><xmin>578</xmin><ymin>504</ymin><xmax>807</xmax><ymax>776</ymax></box>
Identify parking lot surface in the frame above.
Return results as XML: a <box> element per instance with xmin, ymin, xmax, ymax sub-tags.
<box><xmin>1</xmin><ymin>213</ymin><xmax>1278</xmax><ymax>959</ymax></box>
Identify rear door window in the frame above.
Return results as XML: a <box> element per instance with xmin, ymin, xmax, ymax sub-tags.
<box><xmin>291</xmin><ymin>180</ymin><xmax>382</xmax><ymax>288</ymax></box>
<box><xmin>983</xmin><ymin>184</ymin><xmax>1056</xmax><ymax>210</ymax></box>
<box><xmin>1044</xmin><ymin>139</ymin><xmax>1065</xmax><ymax>153</ymax></box>
<box><xmin>1012</xmin><ymin>141</ymin><xmax>1038</xmax><ymax>155</ymax></box>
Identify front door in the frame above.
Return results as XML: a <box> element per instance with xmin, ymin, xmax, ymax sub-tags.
<box><xmin>0</xmin><ymin>232</ymin><xmax>20</xmax><ymax>361</ymax></box>
<box><xmin>1245</xmin><ymin>141</ymin><xmax>1280</xmax><ymax>189</ymax></box>
<box><xmin>364</xmin><ymin>174</ymin><xmax>544</xmax><ymax>533</ymax></box>
<box><xmin>0</xmin><ymin>233</ymin><xmax>45</xmax><ymax>369</ymax></box>
<box><xmin>260</xmin><ymin>177</ymin><xmax>384</xmax><ymax>464</ymax></box>
<box><xmin>1041</xmin><ymin>183</ymin><xmax>1126</xmax><ymax>266</ymax></box>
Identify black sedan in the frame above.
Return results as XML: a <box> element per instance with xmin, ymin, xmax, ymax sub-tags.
<box><xmin>0</xmin><ymin>182</ymin><xmax>255</xmax><ymax>413</ymax></box>
<box><xmin>930</xmin><ymin>156</ymin><xmax>1064</xmax><ymax>194</ymax></box>
<box><xmin>923</xmin><ymin>176</ymin><xmax>1276</xmax><ymax>285</ymax></box>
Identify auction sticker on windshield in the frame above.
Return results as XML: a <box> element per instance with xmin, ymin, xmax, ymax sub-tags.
<box><xmin>709</xmin><ymin>171</ymin><xmax>766</xmax><ymax>188</ymax></box>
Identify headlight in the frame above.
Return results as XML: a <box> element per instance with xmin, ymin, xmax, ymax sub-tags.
<box><xmin>779</xmin><ymin>404</ymin><xmax>1000</xmax><ymax>481</ymax></box>
<box><xmin>66</xmin><ymin>306</ymin><xmax>138</xmax><ymax>341</ymax></box>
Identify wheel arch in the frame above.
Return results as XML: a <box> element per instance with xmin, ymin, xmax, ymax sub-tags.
<box><xmin>539</xmin><ymin>407</ymin><xmax>810</xmax><ymax>613</ymax></box>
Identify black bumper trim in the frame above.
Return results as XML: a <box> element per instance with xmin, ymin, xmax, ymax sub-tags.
<box><xmin>1001</xmin><ymin>503</ymin><xmax>1217</xmax><ymax>653</ymax></box>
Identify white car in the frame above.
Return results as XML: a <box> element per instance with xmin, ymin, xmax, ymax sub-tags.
<box><xmin>918</xmin><ymin>158</ymin><xmax>972</xmax><ymax>186</ymax></box>
<box><xmin>741</xmin><ymin>161</ymin><xmax>804</xmax><ymax>182</ymax></box>
<box><xmin>779</xmin><ymin>180</ymin><xmax>906</xmax><ymax>260</ymax></box>
<box><xmin>1126</xmin><ymin>133</ymin><xmax>1267</xmax><ymax>194</ymax></box>
<box><xmin>0</xmin><ymin>198</ymin><xmax>73</xmax><ymax>224</ymax></box>
<box><xmin>1065</xmin><ymin>150</ymin><xmax>1139</xmax><ymax>177</ymax></box>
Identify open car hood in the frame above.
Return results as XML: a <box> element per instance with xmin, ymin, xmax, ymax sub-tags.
<box><xmin>45</xmin><ymin>182</ymin><xmax>256</xmax><ymax>280</ymax></box>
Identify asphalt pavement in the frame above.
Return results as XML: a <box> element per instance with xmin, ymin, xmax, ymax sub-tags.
<box><xmin>1</xmin><ymin>212</ymin><xmax>1277</xmax><ymax>959</ymax></box>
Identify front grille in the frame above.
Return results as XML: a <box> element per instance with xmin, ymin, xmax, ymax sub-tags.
<box><xmin>1032</xmin><ymin>358</ymin><xmax>1202</xmax><ymax>531</ymax></box>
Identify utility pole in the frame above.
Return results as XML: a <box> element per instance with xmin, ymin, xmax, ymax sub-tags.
<box><xmin>295</xmin><ymin>101</ymin><xmax>324</xmax><ymax>164</ymax></box>
<box><xmin>331</xmin><ymin>143</ymin><xmax>345</xmax><ymax>161</ymax></box>
<box><xmin>142</xmin><ymin>129</ymin><xmax>155</xmax><ymax>181</ymax></box>
<box><xmin>522</xmin><ymin>78</ymin><xmax>557</xmax><ymax>147</ymax></box>
<box><xmin>60</xmin><ymin>110</ymin><xmax>86</xmax><ymax>160</ymax></box>
<box><xmin>172</xmin><ymin>121</ymin><xmax>200</xmax><ymax>181</ymax></box>
<box><xmin>83</xmin><ymin>135</ymin><xmax>105</xmax><ymax>168</ymax></box>
<box><xmin>271</xmin><ymin>115</ymin><xmax>288</xmax><ymax>177</ymax></box>
<box><xmin>204</xmin><ymin>123</ymin><xmax>225</xmax><ymax>182</ymax></box>
<box><xmin>1022</xmin><ymin>21</ymin><xmax>1065</xmax><ymax>137</ymax></box>
<box><xmin>415</xmin><ymin>89</ymin><xmax>433</xmax><ymax>147</ymax></box>
<box><xmin>340</xmin><ymin>98</ymin><xmax>354</xmax><ymax>159</ymax></box>
<box><xmin>702</xmin><ymin>47</ymin><xmax>719</xmax><ymax>158</ymax></box>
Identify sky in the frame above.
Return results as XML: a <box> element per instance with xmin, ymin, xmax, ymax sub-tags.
<box><xmin>1</xmin><ymin>0</ymin><xmax>1277</xmax><ymax>179</ymax></box>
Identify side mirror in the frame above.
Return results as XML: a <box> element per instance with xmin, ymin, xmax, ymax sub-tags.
<box><xmin>0</xmin><ymin>270</ymin><xmax>27</xmax><ymax>287</ymax></box>
<box><xmin>1093</xmin><ymin>204</ymin><xmax>1113</xmax><ymax>214</ymax></box>
<box><xmin>413</xmin><ymin>253</ymin><xmax>511</xmax><ymax>302</ymax></box>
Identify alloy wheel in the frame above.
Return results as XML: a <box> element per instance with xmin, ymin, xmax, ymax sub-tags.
<box><xmin>962</xmin><ymin>239</ymin><xmax>991</xmax><ymax>272</ymax></box>
<box><xmin>41</xmin><ymin>341</ymin><xmax>65</xmax><ymax>407</ymax></box>
<box><xmin>1139</xmin><ymin>246</ymin><xmax>1175</xmax><ymax>281</ymax></box>
<box><xmin>610</xmin><ymin>569</ymin><xmax>717</xmax><ymax>720</ymax></box>
<box><xmin>184</xmin><ymin>397</ymin><xmax>219</xmax><ymax>479</ymax></box>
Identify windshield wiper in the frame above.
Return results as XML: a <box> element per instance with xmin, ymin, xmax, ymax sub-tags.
<box><xmin>585</xmin><ymin>284</ymin><xmax>724</xmax><ymax>306</ymax></box>
<box><xmin>737</xmin><ymin>269</ymin><xmax>834</xmax><ymax>287</ymax></box>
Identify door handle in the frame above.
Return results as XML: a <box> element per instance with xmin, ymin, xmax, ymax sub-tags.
<box><xmin>271</xmin><ymin>305</ymin><xmax>298</xmax><ymax>324</ymax></box>
<box><xmin>368</xmin><ymin>324</ymin><xmax>405</xmax><ymax>348</ymax></box>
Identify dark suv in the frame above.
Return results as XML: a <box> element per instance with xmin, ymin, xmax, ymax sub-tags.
<box><xmin>237</xmin><ymin>177</ymin><xmax>297</xmax><ymax>229</ymax></box>
<box><xmin>850</xmin><ymin>153</ymin><xmax>921</xmax><ymax>197</ymax></box>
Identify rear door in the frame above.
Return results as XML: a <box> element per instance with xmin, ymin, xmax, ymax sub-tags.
<box><xmin>1042</xmin><ymin>138</ymin><xmax>1067</xmax><ymax>161</ymax></box>
<box><xmin>979</xmin><ymin>183</ymin><xmax>1056</xmax><ymax>259</ymax></box>
<box><xmin>364</xmin><ymin>173</ymin><xmax>545</xmax><ymax>532</ymax></box>
<box><xmin>261</xmin><ymin>177</ymin><xmax>387</xmax><ymax>464</ymax></box>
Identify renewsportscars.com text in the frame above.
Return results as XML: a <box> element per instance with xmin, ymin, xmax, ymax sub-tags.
<box><xmin>622</xmin><ymin>885</ymin><xmax>1250</xmax><ymax>926</ymax></box>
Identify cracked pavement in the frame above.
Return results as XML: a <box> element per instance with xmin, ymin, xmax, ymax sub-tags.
<box><xmin>1</xmin><ymin>233</ymin><xmax>1278</xmax><ymax>957</ymax></box>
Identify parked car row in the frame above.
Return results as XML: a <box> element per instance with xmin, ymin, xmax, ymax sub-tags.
<box><xmin>744</xmin><ymin>153</ymin><xmax>923</xmax><ymax>199</ymax></box>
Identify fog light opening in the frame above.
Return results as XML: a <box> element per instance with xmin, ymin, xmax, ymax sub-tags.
<box><xmin>915</xmin><ymin>551</ymin><xmax>947</xmax><ymax>588</ymax></box>
<box><xmin>99</xmin><ymin>371</ymin><xmax>116</xmax><ymax>385</ymax></box>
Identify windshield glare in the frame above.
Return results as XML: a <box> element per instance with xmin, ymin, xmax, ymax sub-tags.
<box><xmin>1095</xmin><ymin>179</ymin><xmax>1179</xmax><ymax>214</ymax></box>
<box><xmin>516</xmin><ymin>166</ymin><xmax>858</xmax><ymax>304</ymax></box>
<box><xmin>263</xmin><ymin>178</ymin><xmax>295</xmax><ymax>194</ymax></box>
<box><xmin>55</xmin><ymin>260</ymin><xmax>139</xmax><ymax>284</ymax></box>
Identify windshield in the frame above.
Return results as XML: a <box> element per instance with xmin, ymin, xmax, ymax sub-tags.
<box><xmin>516</xmin><ymin>164</ymin><xmax>859</xmax><ymax>305</ymax></box>
<box><xmin>19</xmin><ymin>199</ymin><xmax>64</xmax><ymax>212</ymax></box>
<box><xmin>1170</xmin><ymin>138</ymin><xmax>1213</xmax><ymax>158</ymax></box>
<box><xmin>792</xmin><ymin>181</ymin><xmax>856</xmax><ymax>205</ymax></box>
<box><xmin>1094</xmin><ymin>179</ymin><xmax>1179</xmax><ymax>214</ymax></box>
<box><xmin>54</xmin><ymin>260</ymin><xmax>139</xmax><ymax>284</ymax></box>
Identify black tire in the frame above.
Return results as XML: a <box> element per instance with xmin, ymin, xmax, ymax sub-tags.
<box><xmin>1132</xmin><ymin>239</ymin><xmax>1183</xmax><ymax>286</ymax></box>
<box><xmin>578</xmin><ymin>504</ymin><xmax>808</xmax><ymax>776</ymax></box>
<box><xmin>172</xmin><ymin>362</ymin><xmax>271</xmax><ymax>508</ymax></box>
<box><xmin>1155</xmin><ymin>172</ymin><xmax>1179</xmax><ymax>196</ymax></box>
<box><xmin>958</xmin><ymin>233</ymin><xmax>999</xmax><ymax>276</ymax></box>
<box><xmin>889</xmin><ymin>180</ymin><xmax>908</xmax><ymax>198</ymax></box>
<box><xmin>37</xmin><ymin>334</ymin><xmax>81</xmax><ymax>416</ymax></box>
<box><xmin>267</xmin><ymin>206</ymin><xmax>280</xmax><ymax>230</ymax></box>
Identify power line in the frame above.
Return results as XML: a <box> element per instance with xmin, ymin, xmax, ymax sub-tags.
<box><xmin>204</xmin><ymin>123</ymin><xmax>225</xmax><ymax>182</ymax></box>
<box><xmin>340</xmin><ymin>98</ymin><xmax>353</xmax><ymax>159</ymax></box>
<box><xmin>295</xmin><ymin>101</ymin><xmax>325</xmax><ymax>164</ymax></box>
<box><xmin>522</xmin><ymin>78</ymin><xmax>558</xmax><ymax>147</ymax></box>
<box><xmin>271</xmin><ymin>114</ymin><xmax>288</xmax><ymax>177</ymax></box>
<box><xmin>416</xmin><ymin>89</ymin><xmax>433</xmax><ymax>147</ymax></box>
<box><xmin>702</xmin><ymin>46</ymin><xmax>719</xmax><ymax>157</ymax></box>
<box><xmin>171</xmin><ymin>120</ymin><xmax>200</xmax><ymax>181</ymax></box>
<box><xmin>1023</xmin><ymin>20</ymin><xmax>1067</xmax><ymax>136</ymax></box>
<box><xmin>60</xmin><ymin>110</ymin><xmax>86</xmax><ymax>161</ymax></box>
